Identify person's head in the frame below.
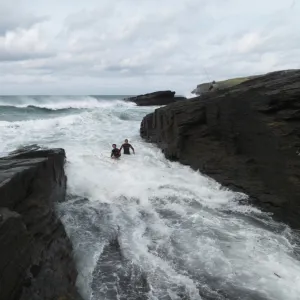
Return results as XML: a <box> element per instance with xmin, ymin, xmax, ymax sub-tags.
<box><xmin>112</xmin><ymin>144</ymin><xmax>116</xmax><ymax>148</ymax></box>
<box><xmin>124</xmin><ymin>139</ymin><xmax>128</xmax><ymax>143</ymax></box>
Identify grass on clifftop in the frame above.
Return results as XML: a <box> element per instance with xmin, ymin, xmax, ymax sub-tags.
<box><xmin>218</xmin><ymin>76</ymin><xmax>257</xmax><ymax>87</ymax></box>
<box><xmin>210</xmin><ymin>75</ymin><xmax>260</xmax><ymax>90</ymax></box>
<box><xmin>193</xmin><ymin>74</ymin><xmax>261</xmax><ymax>95</ymax></box>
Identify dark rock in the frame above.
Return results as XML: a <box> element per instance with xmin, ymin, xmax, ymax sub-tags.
<box><xmin>140</xmin><ymin>69</ymin><xmax>300</xmax><ymax>229</ymax></box>
<box><xmin>0</xmin><ymin>145</ymin><xmax>82</xmax><ymax>300</ymax></box>
<box><xmin>174</xmin><ymin>96</ymin><xmax>188</xmax><ymax>102</ymax></box>
<box><xmin>91</xmin><ymin>236</ymin><xmax>150</xmax><ymax>299</ymax></box>
<box><xmin>124</xmin><ymin>90</ymin><xmax>186</xmax><ymax>106</ymax></box>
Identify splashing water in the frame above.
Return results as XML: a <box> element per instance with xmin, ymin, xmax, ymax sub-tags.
<box><xmin>0</xmin><ymin>96</ymin><xmax>299</xmax><ymax>300</ymax></box>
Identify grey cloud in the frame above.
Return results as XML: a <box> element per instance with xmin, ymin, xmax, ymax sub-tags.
<box><xmin>63</xmin><ymin>4</ymin><xmax>113</xmax><ymax>32</ymax></box>
<box><xmin>0</xmin><ymin>2</ymin><xmax>52</xmax><ymax>64</ymax></box>
<box><xmin>0</xmin><ymin>51</ymin><xmax>53</xmax><ymax>62</ymax></box>
<box><xmin>0</xmin><ymin>15</ymin><xmax>48</xmax><ymax>35</ymax></box>
<box><xmin>0</xmin><ymin>2</ymin><xmax>49</xmax><ymax>35</ymax></box>
<box><xmin>0</xmin><ymin>0</ymin><xmax>300</xmax><ymax>94</ymax></box>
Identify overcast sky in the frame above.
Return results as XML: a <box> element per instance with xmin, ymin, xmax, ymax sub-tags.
<box><xmin>0</xmin><ymin>0</ymin><xmax>299</xmax><ymax>95</ymax></box>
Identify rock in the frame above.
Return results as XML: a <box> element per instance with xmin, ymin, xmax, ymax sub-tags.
<box><xmin>0</xmin><ymin>145</ymin><xmax>82</xmax><ymax>300</ymax></box>
<box><xmin>174</xmin><ymin>96</ymin><xmax>188</xmax><ymax>102</ymax></box>
<box><xmin>140</xmin><ymin>69</ymin><xmax>300</xmax><ymax>229</ymax></box>
<box><xmin>124</xmin><ymin>90</ymin><xmax>186</xmax><ymax>106</ymax></box>
<box><xmin>191</xmin><ymin>75</ymin><xmax>260</xmax><ymax>95</ymax></box>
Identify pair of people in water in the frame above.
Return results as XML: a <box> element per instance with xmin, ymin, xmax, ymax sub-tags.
<box><xmin>111</xmin><ymin>139</ymin><xmax>135</xmax><ymax>159</ymax></box>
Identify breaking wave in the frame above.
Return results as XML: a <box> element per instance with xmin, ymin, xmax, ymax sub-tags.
<box><xmin>0</xmin><ymin>95</ymin><xmax>300</xmax><ymax>300</ymax></box>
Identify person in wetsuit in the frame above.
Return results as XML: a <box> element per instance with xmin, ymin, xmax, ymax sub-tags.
<box><xmin>111</xmin><ymin>144</ymin><xmax>121</xmax><ymax>159</ymax></box>
<box><xmin>119</xmin><ymin>139</ymin><xmax>135</xmax><ymax>155</ymax></box>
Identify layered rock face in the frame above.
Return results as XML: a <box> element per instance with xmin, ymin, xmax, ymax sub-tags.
<box><xmin>141</xmin><ymin>70</ymin><xmax>300</xmax><ymax>229</ymax></box>
<box><xmin>0</xmin><ymin>145</ymin><xmax>82</xmax><ymax>300</ymax></box>
<box><xmin>124</xmin><ymin>90</ymin><xmax>186</xmax><ymax>106</ymax></box>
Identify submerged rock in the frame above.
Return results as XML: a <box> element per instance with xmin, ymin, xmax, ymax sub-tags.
<box><xmin>0</xmin><ymin>145</ymin><xmax>82</xmax><ymax>300</ymax></box>
<box><xmin>124</xmin><ymin>90</ymin><xmax>186</xmax><ymax>106</ymax></box>
<box><xmin>140</xmin><ymin>69</ymin><xmax>300</xmax><ymax>229</ymax></box>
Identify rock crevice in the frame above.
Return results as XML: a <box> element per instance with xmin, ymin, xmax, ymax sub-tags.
<box><xmin>140</xmin><ymin>70</ymin><xmax>300</xmax><ymax>229</ymax></box>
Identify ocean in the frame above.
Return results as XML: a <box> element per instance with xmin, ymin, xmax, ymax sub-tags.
<box><xmin>0</xmin><ymin>95</ymin><xmax>300</xmax><ymax>300</ymax></box>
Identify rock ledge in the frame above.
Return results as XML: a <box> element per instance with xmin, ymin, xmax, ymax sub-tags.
<box><xmin>124</xmin><ymin>90</ymin><xmax>186</xmax><ymax>106</ymax></box>
<box><xmin>0</xmin><ymin>145</ymin><xmax>82</xmax><ymax>300</ymax></box>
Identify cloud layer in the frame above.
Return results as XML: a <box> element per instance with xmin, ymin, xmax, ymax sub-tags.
<box><xmin>0</xmin><ymin>0</ymin><xmax>299</xmax><ymax>95</ymax></box>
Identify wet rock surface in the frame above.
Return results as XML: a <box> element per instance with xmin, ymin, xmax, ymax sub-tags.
<box><xmin>0</xmin><ymin>145</ymin><xmax>82</xmax><ymax>300</ymax></box>
<box><xmin>140</xmin><ymin>70</ymin><xmax>300</xmax><ymax>229</ymax></box>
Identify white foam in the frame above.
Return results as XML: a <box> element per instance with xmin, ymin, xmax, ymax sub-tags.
<box><xmin>0</xmin><ymin>95</ymin><xmax>135</xmax><ymax>110</ymax></box>
<box><xmin>1</xmin><ymin>97</ymin><xmax>299</xmax><ymax>300</ymax></box>
<box><xmin>183</xmin><ymin>91</ymin><xmax>197</xmax><ymax>99</ymax></box>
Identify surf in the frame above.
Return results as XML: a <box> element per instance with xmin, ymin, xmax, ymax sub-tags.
<box><xmin>0</xmin><ymin>96</ymin><xmax>299</xmax><ymax>300</ymax></box>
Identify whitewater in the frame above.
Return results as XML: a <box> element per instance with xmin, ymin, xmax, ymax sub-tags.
<box><xmin>0</xmin><ymin>95</ymin><xmax>300</xmax><ymax>300</ymax></box>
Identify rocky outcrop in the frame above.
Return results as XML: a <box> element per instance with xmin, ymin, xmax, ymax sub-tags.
<box><xmin>191</xmin><ymin>75</ymin><xmax>260</xmax><ymax>95</ymax></box>
<box><xmin>141</xmin><ymin>69</ymin><xmax>300</xmax><ymax>229</ymax></box>
<box><xmin>0</xmin><ymin>145</ymin><xmax>82</xmax><ymax>300</ymax></box>
<box><xmin>124</xmin><ymin>90</ymin><xmax>186</xmax><ymax>106</ymax></box>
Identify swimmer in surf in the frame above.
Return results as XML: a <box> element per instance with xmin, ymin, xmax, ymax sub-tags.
<box><xmin>119</xmin><ymin>139</ymin><xmax>135</xmax><ymax>155</ymax></box>
<box><xmin>111</xmin><ymin>144</ymin><xmax>121</xmax><ymax>159</ymax></box>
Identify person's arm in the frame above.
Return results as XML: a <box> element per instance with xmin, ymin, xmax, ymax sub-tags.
<box><xmin>130</xmin><ymin>144</ymin><xmax>135</xmax><ymax>154</ymax></box>
<box><xmin>119</xmin><ymin>144</ymin><xmax>123</xmax><ymax>152</ymax></box>
<box><xmin>111</xmin><ymin>150</ymin><xmax>113</xmax><ymax>158</ymax></box>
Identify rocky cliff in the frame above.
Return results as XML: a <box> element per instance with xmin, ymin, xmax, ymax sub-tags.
<box><xmin>191</xmin><ymin>75</ymin><xmax>260</xmax><ymax>95</ymax></box>
<box><xmin>0</xmin><ymin>145</ymin><xmax>82</xmax><ymax>300</ymax></box>
<box><xmin>124</xmin><ymin>90</ymin><xmax>186</xmax><ymax>106</ymax></box>
<box><xmin>140</xmin><ymin>69</ymin><xmax>300</xmax><ymax>229</ymax></box>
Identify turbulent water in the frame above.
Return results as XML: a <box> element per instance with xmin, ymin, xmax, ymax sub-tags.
<box><xmin>1</xmin><ymin>95</ymin><xmax>300</xmax><ymax>300</ymax></box>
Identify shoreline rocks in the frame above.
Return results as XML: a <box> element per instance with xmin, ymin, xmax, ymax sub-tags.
<box><xmin>124</xmin><ymin>90</ymin><xmax>186</xmax><ymax>106</ymax></box>
<box><xmin>140</xmin><ymin>69</ymin><xmax>300</xmax><ymax>229</ymax></box>
<box><xmin>0</xmin><ymin>145</ymin><xmax>82</xmax><ymax>300</ymax></box>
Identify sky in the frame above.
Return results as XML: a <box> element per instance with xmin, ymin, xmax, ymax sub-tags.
<box><xmin>0</xmin><ymin>0</ymin><xmax>299</xmax><ymax>95</ymax></box>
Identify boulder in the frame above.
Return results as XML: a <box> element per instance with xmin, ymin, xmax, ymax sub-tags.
<box><xmin>124</xmin><ymin>90</ymin><xmax>186</xmax><ymax>106</ymax></box>
<box><xmin>0</xmin><ymin>145</ymin><xmax>82</xmax><ymax>300</ymax></box>
<box><xmin>140</xmin><ymin>69</ymin><xmax>300</xmax><ymax>229</ymax></box>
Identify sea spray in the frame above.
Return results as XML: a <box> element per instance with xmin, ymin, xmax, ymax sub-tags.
<box><xmin>1</xmin><ymin>96</ymin><xmax>300</xmax><ymax>300</ymax></box>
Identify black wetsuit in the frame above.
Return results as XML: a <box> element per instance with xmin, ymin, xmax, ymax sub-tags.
<box><xmin>111</xmin><ymin>148</ymin><xmax>120</xmax><ymax>158</ymax></box>
<box><xmin>121</xmin><ymin>143</ymin><xmax>132</xmax><ymax>154</ymax></box>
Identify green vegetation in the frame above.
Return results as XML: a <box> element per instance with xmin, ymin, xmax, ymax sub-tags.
<box><xmin>217</xmin><ymin>75</ymin><xmax>258</xmax><ymax>88</ymax></box>
<box><xmin>192</xmin><ymin>74</ymin><xmax>261</xmax><ymax>95</ymax></box>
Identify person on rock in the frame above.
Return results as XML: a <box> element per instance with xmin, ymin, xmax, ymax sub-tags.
<box><xmin>119</xmin><ymin>139</ymin><xmax>135</xmax><ymax>155</ymax></box>
<box><xmin>111</xmin><ymin>144</ymin><xmax>121</xmax><ymax>159</ymax></box>
<box><xmin>209</xmin><ymin>80</ymin><xmax>218</xmax><ymax>91</ymax></box>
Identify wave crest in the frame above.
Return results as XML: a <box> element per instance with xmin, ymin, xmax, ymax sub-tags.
<box><xmin>0</xmin><ymin>95</ymin><xmax>134</xmax><ymax>111</ymax></box>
